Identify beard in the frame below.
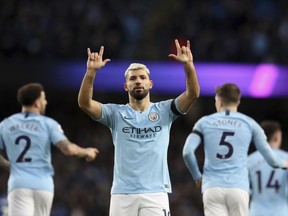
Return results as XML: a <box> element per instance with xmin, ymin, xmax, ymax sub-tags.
<box><xmin>129</xmin><ymin>88</ymin><xmax>149</xmax><ymax>100</ymax></box>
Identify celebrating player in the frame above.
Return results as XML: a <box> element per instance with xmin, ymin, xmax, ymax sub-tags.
<box><xmin>78</xmin><ymin>39</ymin><xmax>200</xmax><ymax>216</ymax></box>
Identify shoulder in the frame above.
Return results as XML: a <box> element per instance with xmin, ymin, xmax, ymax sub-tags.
<box><xmin>234</xmin><ymin>112</ymin><xmax>262</xmax><ymax>131</ymax></box>
<box><xmin>0</xmin><ymin>113</ymin><xmax>20</xmax><ymax>127</ymax></box>
<box><xmin>193</xmin><ymin>115</ymin><xmax>209</xmax><ymax>129</ymax></box>
<box><xmin>236</xmin><ymin>112</ymin><xmax>258</xmax><ymax>124</ymax></box>
<box><xmin>41</xmin><ymin>116</ymin><xmax>61</xmax><ymax>127</ymax></box>
<box><xmin>197</xmin><ymin>113</ymin><xmax>216</xmax><ymax>124</ymax></box>
<box><xmin>150</xmin><ymin>99</ymin><xmax>178</xmax><ymax>115</ymax></box>
<box><xmin>153</xmin><ymin>99</ymin><xmax>174</xmax><ymax>108</ymax></box>
<box><xmin>101</xmin><ymin>102</ymin><xmax>127</xmax><ymax>111</ymax></box>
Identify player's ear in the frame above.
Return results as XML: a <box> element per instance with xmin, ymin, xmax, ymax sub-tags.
<box><xmin>237</xmin><ymin>100</ymin><xmax>240</xmax><ymax>106</ymax></box>
<box><xmin>124</xmin><ymin>83</ymin><xmax>128</xmax><ymax>92</ymax></box>
<box><xmin>149</xmin><ymin>80</ymin><xmax>153</xmax><ymax>89</ymax></box>
<box><xmin>34</xmin><ymin>99</ymin><xmax>41</xmax><ymax>108</ymax></box>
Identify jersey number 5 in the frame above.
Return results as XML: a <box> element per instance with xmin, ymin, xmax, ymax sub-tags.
<box><xmin>216</xmin><ymin>131</ymin><xmax>235</xmax><ymax>159</ymax></box>
<box><xmin>15</xmin><ymin>135</ymin><xmax>32</xmax><ymax>163</ymax></box>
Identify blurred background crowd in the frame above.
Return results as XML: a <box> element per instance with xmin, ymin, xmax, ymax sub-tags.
<box><xmin>1</xmin><ymin>0</ymin><xmax>288</xmax><ymax>216</ymax></box>
<box><xmin>1</xmin><ymin>0</ymin><xmax>288</xmax><ymax>63</ymax></box>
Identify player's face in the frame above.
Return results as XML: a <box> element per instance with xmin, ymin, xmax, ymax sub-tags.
<box><xmin>124</xmin><ymin>69</ymin><xmax>153</xmax><ymax>100</ymax></box>
<box><xmin>39</xmin><ymin>91</ymin><xmax>47</xmax><ymax>115</ymax></box>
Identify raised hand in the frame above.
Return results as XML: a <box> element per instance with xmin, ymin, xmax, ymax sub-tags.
<box><xmin>87</xmin><ymin>46</ymin><xmax>111</xmax><ymax>71</ymax></box>
<box><xmin>168</xmin><ymin>39</ymin><xmax>193</xmax><ymax>63</ymax></box>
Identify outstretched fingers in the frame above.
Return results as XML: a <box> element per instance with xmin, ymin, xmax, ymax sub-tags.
<box><xmin>175</xmin><ymin>39</ymin><xmax>181</xmax><ymax>55</ymax></box>
<box><xmin>87</xmin><ymin>46</ymin><xmax>110</xmax><ymax>62</ymax></box>
<box><xmin>186</xmin><ymin>40</ymin><xmax>190</xmax><ymax>50</ymax></box>
<box><xmin>99</xmin><ymin>46</ymin><xmax>104</xmax><ymax>57</ymax></box>
<box><xmin>87</xmin><ymin>48</ymin><xmax>91</xmax><ymax>58</ymax></box>
<box><xmin>87</xmin><ymin>48</ymin><xmax>98</xmax><ymax>60</ymax></box>
<box><xmin>103</xmin><ymin>59</ymin><xmax>111</xmax><ymax>64</ymax></box>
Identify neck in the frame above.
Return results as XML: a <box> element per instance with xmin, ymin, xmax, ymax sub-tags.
<box><xmin>219</xmin><ymin>106</ymin><xmax>238</xmax><ymax>112</ymax></box>
<box><xmin>129</xmin><ymin>96</ymin><xmax>151</xmax><ymax>112</ymax></box>
<box><xmin>22</xmin><ymin>106</ymin><xmax>40</xmax><ymax>114</ymax></box>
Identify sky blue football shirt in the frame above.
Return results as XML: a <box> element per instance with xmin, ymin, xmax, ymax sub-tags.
<box><xmin>97</xmin><ymin>98</ymin><xmax>181</xmax><ymax>194</ymax></box>
<box><xmin>183</xmin><ymin>110</ymin><xmax>286</xmax><ymax>193</ymax></box>
<box><xmin>0</xmin><ymin>112</ymin><xmax>67</xmax><ymax>192</ymax></box>
<box><xmin>248</xmin><ymin>149</ymin><xmax>288</xmax><ymax>216</ymax></box>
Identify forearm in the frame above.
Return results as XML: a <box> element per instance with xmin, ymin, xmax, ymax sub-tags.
<box><xmin>78</xmin><ymin>68</ymin><xmax>97</xmax><ymax>109</ymax></box>
<box><xmin>183</xmin><ymin>133</ymin><xmax>202</xmax><ymax>180</ymax></box>
<box><xmin>184</xmin><ymin>62</ymin><xmax>200</xmax><ymax>100</ymax></box>
<box><xmin>67</xmin><ymin>144</ymin><xmax>88</xmax><ymax>158</ymax></box>
<box><xmin>177</xmin><ymin>62</ymin><xmax>200</xmax><ymax>113</ymax></box>
<box><xmin>57</xmin><ymin>140</ymin><xmax>87</xmax><ymax>158</ymax></box>
<box><xmin>183</xmin><ymin>150</ymin><xmax>202</xmax><ymax>181</ymax></box>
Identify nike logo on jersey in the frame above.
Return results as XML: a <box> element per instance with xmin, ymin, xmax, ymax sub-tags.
<box><xmin>124</xmin><ymin>116</ymin><xmax>133</xmax><ymax>120</ymax></box>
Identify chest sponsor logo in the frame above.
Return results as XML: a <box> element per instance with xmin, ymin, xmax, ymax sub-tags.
<box><xmin>122</xmin><ymin>126</ymin><xmax>162</xmax><ymax>139</ymax></box>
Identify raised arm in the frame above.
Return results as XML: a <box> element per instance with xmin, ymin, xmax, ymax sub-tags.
<box><xmin>169</xmin><ymin>39</ymin><xmax>200</xmax><ymax>113</ymax></box>
<box><xmin>78</xmin><ymin>46</ymin><xmax>111</xmax><ymax>120</ymax></box>
<box><xmin>56</xmin><ymin>140</ymin><xmax>99</xmax><ymax>162</ymax></box>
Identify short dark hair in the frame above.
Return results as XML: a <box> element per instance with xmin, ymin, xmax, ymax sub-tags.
<box><xmin>260</xmin><ymin>120</ymin><xmax>281</xmax><ymax>142</ymax></box>
<box><xmin>17</xmin><ymin>83</ymin><xmax>44</xmax><ymax>106</ymax></box>
<box><xmin>215</xmin><ymin>83</ymin><xmax>241</xmax><ymax>105</ymax></box>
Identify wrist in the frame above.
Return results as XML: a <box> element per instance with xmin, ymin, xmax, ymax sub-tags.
<box><xmin>184</xmin><ymin>61</ymin><xmax>193</xmax><ymax>66</ymax></box>
<box><xmin>82</xmin><ymin>148</ymin><xmax>88</xmax><ymax>158</ymax></box>
<box><xmin>184</xmin><ymin>61</ymin><xmax>195</xmax><ymax>71</ymax></box>
<box><xmin>86</xmin><ymin>68</ymin><xmax>98</xmax><ymax>74</ymax></box>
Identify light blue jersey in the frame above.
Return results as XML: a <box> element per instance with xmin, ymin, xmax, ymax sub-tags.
<box><xmin>248</xmin><ymin>149</ymin><xmax>288</xmax><ymax>216</ymax></box>
<box><xmin>183</xmin><ymin>110</ymin><xmax>286</xmax><ymax>193</ymax></box>
<box><xmin>0</xmin><ymin>112</ymin><xmax>67</xmax><ymax>192</ymax></box>
<box><xmin>97</xmin><ymin>99</ymin><xmax>181</xmax><ymax>194</ymax></box>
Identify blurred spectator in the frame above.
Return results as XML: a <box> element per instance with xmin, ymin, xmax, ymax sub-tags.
<box><xmin>1</xmin><ymin>0</ymin><xmax>288</xmax><ymax>63</ymax></box>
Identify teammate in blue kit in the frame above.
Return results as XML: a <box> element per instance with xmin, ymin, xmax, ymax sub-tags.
<box><xmin>0</xmin><ymin>83</ymin><xmax>99</xmax><ymax>216</ymax></box>
<box><xmin>78</xmin><ymin>39</ymin><xmax>200</xmax><ymax>216</ymax></box>
<box><xmin>248</xmin><ymin>120</ymin><xmax>288</xmax><ymax>216</ymax></box>
<box><xmin>182</xmin><ymin>83</ymin><xmax>288</xmax><ymax>216</ymax></box>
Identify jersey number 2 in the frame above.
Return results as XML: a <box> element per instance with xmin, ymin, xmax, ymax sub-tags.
<box><xmin>15</xmin><ymin>135</ymin><xmax>32</xmax><ymax>163</ymax></box>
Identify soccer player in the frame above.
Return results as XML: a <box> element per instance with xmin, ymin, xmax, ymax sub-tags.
<box><xmin>248</xmin><ymin>120</ymin><xmax>288</xmax><ymax>216</ymax></box>
<box><xmin>0</xmin><ymin>83</ymin><xmax>100</xmax><ymax>216</ymax></box>
<box><xmin>78</xmin><ymin>39</ymin><xmax>200</xmax><ymax>216</ymax></box>
<box><xmin>182</xmin><ymin>83</ymin><xmax>288</xmax><ymax>216</ymax></box>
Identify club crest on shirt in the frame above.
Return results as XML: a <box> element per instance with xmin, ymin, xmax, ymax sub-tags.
<box><xmin>148</xmin><ymin>112</ymin><xmax>159</xmax><ymax>122</ymax></box>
